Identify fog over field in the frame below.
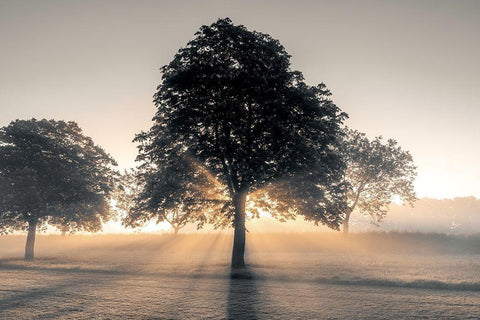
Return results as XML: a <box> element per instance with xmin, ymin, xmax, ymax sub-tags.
<box><xmin>1</xmin><ymin>233</ymin><xmax>480</xmax><ymax>319</ymax></box>
<box><xmin>99</xmin><ymin>197</ymin><xmax>480</xmax><ymax>235</ymax></box>
<box><xmin>346</xmin><ymin>197</ymin><xmax>480</xmax><ymax>234</ymax></box>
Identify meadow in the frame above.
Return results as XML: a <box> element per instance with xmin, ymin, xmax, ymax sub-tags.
<box><xmin>1</xmin><ymin>232</ymin><xmax>479</xmax><ymax>319</ymax></box>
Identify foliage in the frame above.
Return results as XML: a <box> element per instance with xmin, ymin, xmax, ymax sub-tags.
<box><xmin>121</xmin><ymin>157</ymin><xmax>227</xmax><ymax>233</ymax></box>
<box><xmin>340</xmin><ymin>128</ymin><xmax>417</xmax><ymax>227</ymax></box>
<box><xmin>134</xmin><ymin>18</ymin><xmax>348</xmax><ymax>229</ymax></box>
<box><xmin>111</xmin><ymin>170</ymin><xmax>138</xmax><ymax>221</ymax></box>
<box><xmin>0</xmin><ymin>119</ymin><xmax>117</xmax><ymax>234</ymax></box>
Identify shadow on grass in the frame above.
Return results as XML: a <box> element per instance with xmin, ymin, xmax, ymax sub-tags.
<box><xmin>227</xmin><ymin>267</ymin><xmax>259</xmax><ymax>319</ymax></box>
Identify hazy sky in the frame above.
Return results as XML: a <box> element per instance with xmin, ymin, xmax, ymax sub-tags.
<box><xmin>1</xmin><ymin>0</ymin><xmax>479</xmax><ymax>199</ymax></box>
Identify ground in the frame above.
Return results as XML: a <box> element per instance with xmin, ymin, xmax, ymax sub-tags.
<box><xmin>1</xmin><ymin>233</ymin><xmax>479</xmax><ymax>319</ymax></box>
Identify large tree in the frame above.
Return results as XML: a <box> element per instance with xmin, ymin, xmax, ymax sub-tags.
<box><xmin>136</xmin><ymin>18</ymin><xmax>347</xmax><ymax>268</ymax></box>
<box><xmin>0</xmin><ymin>119</ymin><xmax>117</xmax><ymax>260</ymax></box>
<box><xmin>340</xmin><ymin>128</ymin><xmax>417</xmax><ymax>233</ymax></box>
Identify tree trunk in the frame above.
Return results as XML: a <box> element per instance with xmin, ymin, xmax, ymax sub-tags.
<box><xmin>173</xmin><ymin>227</ymin><xmax>179</xmax><ymax>236</ymax></box>
<box><xmin>231</xmin><ymin>189</ymin><xmax>248</xmax><ymax>269</ymax></box>
<box><xmin>25</xmin><ymin>220</ymin><xmax>37</xmax><ymax>261</ymax></box>
<box><xmin>343</xmin><ymin>210</ymin><xmax>351</xmax><ymax>235</ymax></box>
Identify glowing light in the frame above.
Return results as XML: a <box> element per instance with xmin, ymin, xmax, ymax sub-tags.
<box><xmin>392</xmin><ymin>195</ymin><xmax>403</xmax><ymax>205</ymax></box>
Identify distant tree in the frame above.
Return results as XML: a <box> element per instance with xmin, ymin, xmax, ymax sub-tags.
<box><xmin>112</xmin><ymin>170</ymin><xmax>139</xmax><ymax>221</ymax></box>
<box><xmin>135</xmin><ymin>18</ymin><xmax>347</xmax><ymax>268</ymax></box>
<box><xmin>120</xmin><ymin>160</ymin><xmax>225</xmax><ymax>235</ymax></box>
<box><xmin>340</xmin><ymin>128</ymin><xmax>417</xmax><ymax>233</ymax></box>
<box><xmin>0</xmin><ymin>119</ymin><xmax>117</xmax><ymax>260</ymax></box>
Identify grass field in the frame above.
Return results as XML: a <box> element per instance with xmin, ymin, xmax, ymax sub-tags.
<box><xmin>1</xmin><ymin>232</ymin><xmax>479</xmax><ymax>319</ymax></box>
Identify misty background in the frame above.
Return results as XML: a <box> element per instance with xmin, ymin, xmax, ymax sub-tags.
<box><xmin>105</xmin><ymin>197</ymin><xmax>478</xmax><ymax>235</ymax></box>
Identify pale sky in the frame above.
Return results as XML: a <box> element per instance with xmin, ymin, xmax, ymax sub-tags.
<box><xmin>1</xmin><ymin>0</ymin><xmax>479</xmax><ymax>199</ymax></box>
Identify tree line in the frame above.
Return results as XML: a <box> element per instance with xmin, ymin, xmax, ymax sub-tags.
<box><xmin>0</xmin><ymin>18</ymin><xmax>416</xmax><ymax>267</ymax></box>
<box><xmin>365</xmin><ymin>197</ymin><xmax>480</xmax><ymax>234</ymax></box>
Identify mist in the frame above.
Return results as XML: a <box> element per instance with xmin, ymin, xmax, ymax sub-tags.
<box><xmin>1</xmin><ymin>232</ymin><xmax>479</xmax><ymax>318</ymax></box>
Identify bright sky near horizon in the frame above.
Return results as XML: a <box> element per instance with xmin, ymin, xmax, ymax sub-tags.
<box><xmin>1</xmin><ymin>0</ymin><xmax>479</xmax><ymax>200</ymax></box>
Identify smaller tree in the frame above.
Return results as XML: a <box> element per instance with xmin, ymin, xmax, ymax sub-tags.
<box><xmin>0</xmin><ymin>119</ymin><xmax>117</xmax><ymax>260</ymax></box>
<box><xmin>112</xmin><ymin>170</ymin><xmax>138</xmax><ymax>220</ymax></box>
<box><xmin>340</xmin><ymin>128</ymin><xmax>417</xmax><ymax>233</ymax></box>
<box><xmin>122</xmin><ymin>150</ymin><xmax>229</xmax><ymax>235</ymax></box>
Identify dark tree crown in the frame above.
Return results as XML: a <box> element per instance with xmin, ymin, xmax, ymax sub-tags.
<box><xmin>0</xmin><ymin>119</ymin><xmax>118</xmax><ymax>233</ymax></box>
<box><xmin>134</xmin><ymin>18</ymin><xmax>348</xmax><ymax>228</ymax></box>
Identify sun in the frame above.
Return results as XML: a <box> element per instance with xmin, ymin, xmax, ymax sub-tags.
<box><xmin>392</xmin><ymin>195</ymin><xmax>403</xmax><ymax>205</ymax></box>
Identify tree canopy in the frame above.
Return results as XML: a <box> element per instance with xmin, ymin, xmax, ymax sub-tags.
<box><xmin>340</xmin><ymin>128</ymin><xmax>417</xmax><ymax>233</ymax></box>
<box><xmin>0</xmin><ymin>119</ymin><xmax>117</xmax><ymax>259</ymax></box>
<box><xmin>134</xmin><ymin>18</ymin><xmax>348</xmax><ymax>268</ymax></box>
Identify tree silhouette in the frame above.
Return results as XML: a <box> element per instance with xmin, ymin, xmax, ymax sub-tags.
<box><xmin>135</xmin><ymin>18</ymin><xmax>347</xmax><ymax>268</ymax></box>
<box><xmin>340</xmin><ymin>128</ymin><xmax>417</xmax><ymax>233</ymax></box>
<box><xmin>0</xmin><ymin>119</ymin><xmax>117</xmax><ymax>260</ymax></box>
<box><xmin>121</xmin><ymin>157</ymin><xmax>227</xmax><ymax>235</ymax></box>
